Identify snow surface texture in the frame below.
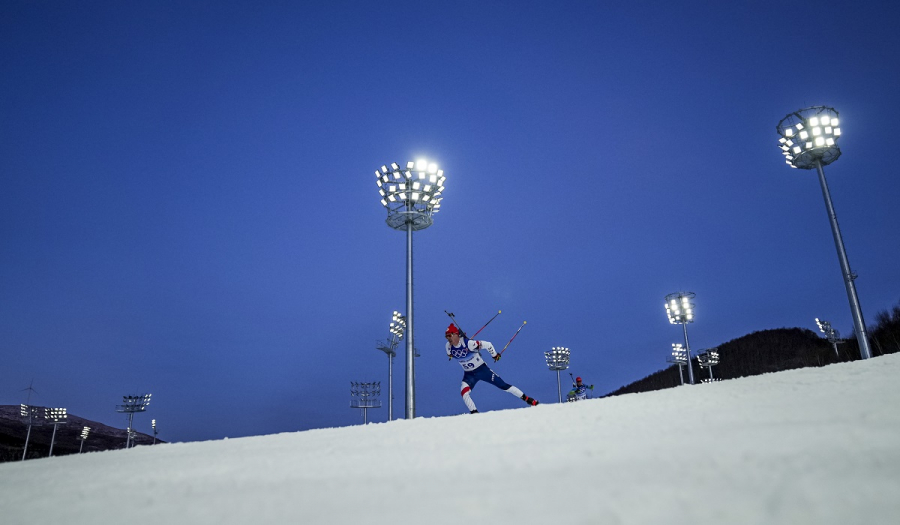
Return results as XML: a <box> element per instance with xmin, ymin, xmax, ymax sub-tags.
<box><xmin>2</xmin><ymin>354</ymin><xmax>899</xmax><ymax>525</ymax></box>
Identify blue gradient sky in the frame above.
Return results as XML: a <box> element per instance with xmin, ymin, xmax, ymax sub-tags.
<box><xmin>2</xmin><ymin>1</ymin><xmax>899</xmax><ymax>442</ymax></box>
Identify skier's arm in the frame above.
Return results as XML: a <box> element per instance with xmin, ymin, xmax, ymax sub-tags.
<box><xmin>472</xmin><ymin>340</ymin><xmax>501</xmax><ymax>361</ymax></box>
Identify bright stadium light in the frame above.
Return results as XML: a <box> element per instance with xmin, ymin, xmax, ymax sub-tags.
<box><xmin>350</xmin><ymin>381</ymin><xmax>382</xmax><ymax>425</ymax></box>
<box><xmin>776</xmin><ymin>106</ymin><xmax>872</xmax><ymax>360</ymax></box>
<box><xmin>375</xmin><ymin>158</ymin><xmax>446</xmax><ymax>419</ymax></box>
<box><xmin>545</xmin><ymin>347</ymin><xmax>571</xmax><ymax>403</ymax></box>
<box><xmin>152</xmin><ymin>419</ymin><xmax>159</xmax><ymax>445</ymax></box>
<box><xmin>697</xmin><ymin>349</ymin><xmax>720</xmax><ymax>383</ymax></box>
<box><xmin>117</xmin><ymin>394</ymin><xmax>151</xmax><ymax>449</ymax></box>
<box><xmin>665</xmin><ymin>291</ymin><xmax>696</xmax><ymax>385</ymax></box>
<box><xmin>376</xmin><ymin>310</ymin><xmax>406</xmax><ymax>422</ymax></box>
<box><xmin>44</xmin><ymin>407</ymin><xmax>67</xmax><ymax>457</ymax></box>
<box><xmin>667</xmin><ymin>343</ymin><xmax>688</xmax><ymax>385</ymax></box>
<box><xmin>78</xmin><ymin>426</ymin><xmax>91</xmax><ymax>453</ymax></box>
<box><xmin>19</xmin><ymin>404</ymin><xmax>43</xmax><ymax>461</ymax></box>
<box><xmin>816</xmin><ymin>317</ymin><xmax>841</xmax><ymax>358</ymax></box>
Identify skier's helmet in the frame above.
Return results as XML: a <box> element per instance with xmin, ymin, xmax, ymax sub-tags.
<box><xmin>446</xmin><ymin>324</ymin><xmax>460</xmax><ymax>337</ymax></box>
<box><xmin>576</xmin><ymin>377</ymin><xmax>582</xmax><ymax>383</ymax></box>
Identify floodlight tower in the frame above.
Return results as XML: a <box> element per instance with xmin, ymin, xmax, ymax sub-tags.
<box><xmin>374</xmin><ymin>159</ymin><xmax>446</xmax><ymax>419</ymax></box>
<box><xmin>777</xmin><ymin>106</ymin><xmax>872</xmax><ymax>360</ymax></box>
<box><xmin>544</xmin><ymin>347</ymin><xmax>571</xmax><ymax>403</ymax></box>
<box><xmin>78</xmin><ymin>426</ymin><xmax>91</xmax><ymax>453</ymax></box>
<box><xmin>697</xmin><ymin>349</ymin><xmax>720</xmax><ymax>382</ymax></box>
<box><xmin>665</xmin><ymin>292</ymin><xmax>696</xmax><ymax>385</ymax></box>
<box><xmin>152</xmin><ymin>419</ymin><xmax>158</xmax><ymax>445</ymax></box>
<box><xmin>19</xmin><ymin>404</ymin><xmax>43</xmax><ymax>461</ymax></box>
<box><xmin>350</xmin><ymin>382</ymin><xmax>382</xmax><ymax>424</ymax></box>
<box><xmin>377</xmin><ymin>311</ymin><xmax>406</xmax><ymax>421</ymax></box>
<box><xmin>815</xmin><ymin>317</ymin><xmax>841</xmax><ymax>358</ymax></box>
<box><xmin>117</xmin><ymin>394</ymin><xmax>151</xmax><ymax>449</ymax></box>
<box><xmin>45</xmin><ymin>407</ymin><xmax>68</xmax><ymax>457</ymax></box>
<box><xmin>667</xmin><ymin>343</ymin><xmax>688</xmax><ymax>385</ymax></box>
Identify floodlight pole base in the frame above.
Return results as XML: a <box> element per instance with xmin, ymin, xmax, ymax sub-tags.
<box><xmin>815</xmin><ymin>160</ymin><xmax>872</xmax><ymax>359</ymax></box>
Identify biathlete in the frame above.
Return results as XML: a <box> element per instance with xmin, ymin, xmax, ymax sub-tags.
<box><xmin>444</xmin><ymin>323</ymin><xmax>539</xmax><ymax>414</ymax></box>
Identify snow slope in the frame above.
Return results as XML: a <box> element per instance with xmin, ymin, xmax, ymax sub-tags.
<box><xmin>2</xmin><ymin>354</ymin><xmax>899</xmax><ymax>525</ymax></box>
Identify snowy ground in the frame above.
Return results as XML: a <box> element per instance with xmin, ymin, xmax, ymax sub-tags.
<box><xmin>1</xmin><ymin>354</ymin><xmax>898</xmax><ymax>525</ymax></box>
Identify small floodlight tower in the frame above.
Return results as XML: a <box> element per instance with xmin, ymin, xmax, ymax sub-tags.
<box><xmin>377</xmin><ymin>311</ymin><xmax>406</xmax><ymax>421</ymax></box>
<box><xmin>697</xmin><ymin>349</ymin><xmax>720</xmax><ymax>383</ymax></box>
<box><xmin>350</xmin><ymin>382</ymin><xmax>382</xmax><ymax>424</ymax></box>
<box><xmin>45</xmin><ymin>407</ymin><xmax>67</xmax><ymax>457</ymax></box>
<box><xmin>117</xmin><ymin>394</ymin><xmax>151</xmax><ymax>448</ymax></box>
<box><xmin>544</xmin><ymin>347</ymin><xmax>571</xmax><ymax>403</ymax></box>
<box><xmin>375</xmin><ymin>159</ymin><xmax>445</xmax><ymax>419</ymax></box>
<box><xmin>665</xmin><ymin>292</ymin><xmax>696</xmax><ymax>385</ymax></box>
<box><xmin>667</xmin><ymin>343</ymin><xmax>688</xmax><ymax>385</ymax></box>
<box><xmin>815</xmin><ymin>318</ymin><xmax>841</xmax><ymax>358</ymax></box>
<box><xmin>78</xmin><ymin>426</ymin><xmax>91</xmax><ymax>453</ymax></box>
<box><xmin>776</xmin><ymin>107</ymin><xmax>871</xmax><ymax>359</ymax></box>
<box><xmin>19</xmin><ymin>404</ymin><xmax>43</xmax><ymax>461</ymax></box>
<box><xmin>152</xmin><ymin>419</ymin><xmax>158</xmax><ymax>445</ymax></box>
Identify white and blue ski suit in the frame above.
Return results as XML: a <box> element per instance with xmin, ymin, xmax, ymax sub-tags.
<box><xmin>446</xmin><ymin>336</ymin><xmax>525</xmax><ymax>412</ymax></box>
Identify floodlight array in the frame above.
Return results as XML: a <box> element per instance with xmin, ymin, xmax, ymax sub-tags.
<box><xmin>776</xmin><ymin>106</ymin><xmax>842</xmax><ymax>169</ymax></box>
<box><xmin>698</xmin><ymin>349</ymin><xmax>720</xmax><ymax>367</ymax></box>
<box><xmin>80</xmin><ymin>426</ymin><xmax>91</xmax><ymax>440</ymax></box>
<box><xmin>665</xmin><ymin>292</ymin><xmax>695</xmax><ymax>324</ymax></box>
<box><xmin>670</xmin><ymin>343</ymin><xmax>688</xmax><ymax>364</ymax></box>
<box><xmin>375</xmin><ymin>159</ymin><xmax>445</xmax><ymax>231</ymax></box>
<box><xmin>545</xmin><ymin>347</ymin><xmax>571</xmax><ymax>371</ymax></box>
<box><xmin>44</xmin><ymin>407</ymin><xmax>67</xmax><ymax>423</ymax></box>
<box><xmin>390</xmin><ymin>311</ymin><xmax>407</xmax><ymax>339</ymax></box>
<box><xmin>117</xmin><ymin>393</ymin><xmax>152</xmax><ymax>413</ymax></box>
<box><xmin>350</xmin><ymin>381</ymin><xmax>382</xmax><ymax>409</ymax></box>
<box><xmin>815</xmin><ymin>317</ymin><xmax>839</xmax><ymax>341</ymax></box>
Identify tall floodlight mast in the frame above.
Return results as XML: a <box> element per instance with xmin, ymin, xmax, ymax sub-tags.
<box><xmin>79</xmin><ymin>426</ymin><xmax>91</xmax><ymax>453</ymax></box>
<box><xmin>375</xmin><ymin>159</ymin><xmax>445</xmax><ymax>419</ymax></box>
<box><xmin>350</xmin><ymin>382</ymin><xmax>382</xmax><ymax>425</ymax></box>
<box><xmin>19</xmin><ymin>404</ymin><xmax>43</xmax><ymax>461</ymax></box>
<box><xmin>377</xmin><ymin>311</ymin><xmax>406</xmax><ymax>422</ymax></box>
<box><xmin>45</xmin><ymin>407</ymin><xmax>67</xmax><ymax>457</ymax></box>
<box><xmin>776</xmin><ymin>106</ymin><xmax>871</xmax><ymax>359</ymax></box>
<box><xmin>117</xmin><ymin>394</ymin><xmax>151</xmax><ymax>449</ymax></box>
<box><xmin>544</xmin><ymin>347</ymin><xmax>571</xmax><ymax>403</ymax></box>
<box><xmin>667</xmin><ymin>343</ymin><xmax>688</xmax><ymax>385</ymax></box>
<box><xmin>665</xmin><ymin>292</ymin><xmax>696</xmax><ymax>385</ymax></box>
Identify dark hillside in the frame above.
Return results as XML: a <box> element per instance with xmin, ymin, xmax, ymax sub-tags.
<box><xmin>0</xmin><ymin>405</ymin><xmax>162</xmax><ymax>462</ymax></box>
<box><xmin>606</xmin><ymin>327</ymin><xmax>846</xmax><ymax>396</ymax></box>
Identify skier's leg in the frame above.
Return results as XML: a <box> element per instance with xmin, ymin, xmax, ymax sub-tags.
<box><xmin>482</xmin><ymin>368</ymin><xmax>538</xmax><ymax>406</ymax></box>
<box><xmin>460</xmin><ymin>381</ymin><xmax>477</xmax><ymax>413</ymax></box>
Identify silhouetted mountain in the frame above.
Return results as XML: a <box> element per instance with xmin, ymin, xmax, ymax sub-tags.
<box><xmin>0</xmin><ymin>405</ymin><xmax>163</xmax><ymax>462</ymax></box>
<box><xmin>607</xmin><ymin>313</ymin><xmax>899</xmax><ymax>397</ymax></box>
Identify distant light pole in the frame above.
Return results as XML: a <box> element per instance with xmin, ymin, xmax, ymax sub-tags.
<box><xmin>377</xmin><ymin>311</ymin><xmax>406</xmax><ymax>421</ymax></box>
<box><xmin>78</xmin><ymin>426</ymin><xmax>91</xmax><ymax>453</ymax></box>
<box><xmin>777</xmin><ymin>106</ymin><xmax>871</xmax><ymax>359</ymax></box>
<box><xmin>665</xmin><ymin>292</ymin><xmax>696</xmax><ymax>385</ymax></box>
<box><xmin>117</xmin><ymin>394</ymin><xmax>151</xmax><ymax>449</ymax></box>
<box><xmin>697</xmin><ymin>349</ymin><xmax>720</xmax><ymax>382</ymax></box>
<box><xmin>667</xmin><ymin>343</ymin><xmax>688</xmax><ymax>385</ymax></box>
<box><xmin>544</xmin><ymin>347</ymin><xmax>571</xmax><ymax>403</ymax></box>
<box><xmin>816</xmin><ymin>318</ymin><xmax>841</xmax><ymax>358</ymax></box>
<box><xmin>152</xmin><ymin>419</ymin><xmax>158</xmax><ymax>445</ymax></box>
<box><xmin>375</xmin><ymin>159</ymin><xmax>445</xmax><ymax>419</ymax></box>
<box><xmin>45</xmin><ymin>407</ymin><xmax>67</xmax><ymax>457</ymax></box>
<box><xmin>350</xmin><ymin>382</ymin><xmax>382</xmax><ymax>425</ymax></box>
<box><xmin>19</xmin><ymin>404</ymin><xmax>43</xmax><ymax>461</ymax></box>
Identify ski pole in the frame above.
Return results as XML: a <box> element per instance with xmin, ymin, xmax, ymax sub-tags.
<box><xmin>499</xmin><ymin>321</ymin><xmax>527</xmax><ymax>355</ymax></box>
<box><xmin>471</xmin><ymin>310</ymin><xmax>501</xmax><ymax>338</ymax></box>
